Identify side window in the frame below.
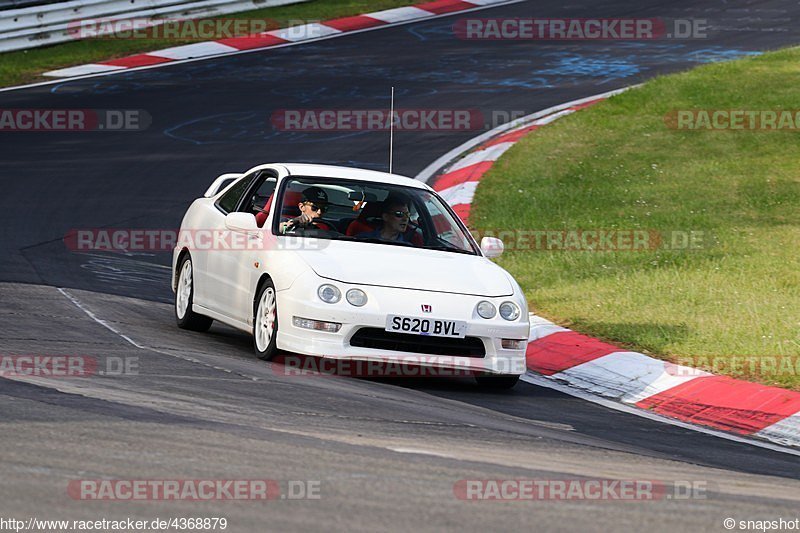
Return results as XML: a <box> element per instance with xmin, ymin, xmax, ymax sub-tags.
<box><xmin>243</xmin><ymin>177</ymin><xmax>277</xmax><ymax>215</ymax></box>
<box><xmin>424</xmin><ymin>196</ymin><xmax>470</xmax><ymax>249</ymax></box>
<box><xmin>215</xmin><ymin>176</ymin><xmax>253</xmax><ymax>214</ymax></box>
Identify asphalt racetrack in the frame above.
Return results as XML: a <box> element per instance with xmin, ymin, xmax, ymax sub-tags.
<box><xmin>1</xmin><ymin>0</ymin><xmax>799</xmax><ymax>530</ymax></box>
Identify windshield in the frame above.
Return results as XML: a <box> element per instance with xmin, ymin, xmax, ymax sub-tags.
<box><xmin>273</xmin><ymin>176</ymin><xmax>478</xmax><ymax>255</ymax></box>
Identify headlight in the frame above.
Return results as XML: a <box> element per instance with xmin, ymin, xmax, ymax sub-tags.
<box><xmin>499</xmin><ymin>301</ymin><xmax>521</xmax><ymax>321</ymax></box>
<box><xmin>318</xmin><ymin>284</ymin><xmax>341</xmax><ymax>304</ymax></box>
<box><xmin>346</xmin><ymin>288</ymin><xmax>367</xmax><ymax>307</ymax></box>
<box><xmin>476</xmin><ymin>301</ymin><xmax>496</xmax><ymax>319</ymax></box>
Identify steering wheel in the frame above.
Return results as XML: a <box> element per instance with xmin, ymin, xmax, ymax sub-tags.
<box><xmin>284</xmin><ymin>216</ymin><xmax>343</xmax><ymax>236</ymax></box>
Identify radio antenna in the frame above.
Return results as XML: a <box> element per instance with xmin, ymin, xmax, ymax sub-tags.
<box><xmin>389</xmin><ymin>86</ymin><xmax>395</xmax><ymax>174</ymax></box>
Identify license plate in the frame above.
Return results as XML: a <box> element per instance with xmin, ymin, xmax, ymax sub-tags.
<box><xmin>385</xmin><ymin>315</ymin><xmax>466</xmax><ymax>338</ymax></box>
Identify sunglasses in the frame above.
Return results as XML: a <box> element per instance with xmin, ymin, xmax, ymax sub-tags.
<box><xmin>304</xmin><ymin>202</ymin><xmax>326</xmax><ymax>213</ymax></box>
<box><xmin>391</xmin><ymin>211</ymin><xmax>411</xmax><ymax>219</ymax></box>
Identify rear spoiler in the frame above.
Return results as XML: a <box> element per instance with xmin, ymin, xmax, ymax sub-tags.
<box><xmin>204</xmin><ymin>173</ymin><xmax>243</xmax><ymax>198</ymax></box>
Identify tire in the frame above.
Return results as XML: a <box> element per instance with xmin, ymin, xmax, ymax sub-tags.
<box><xmin>475</xmin><ymin>374</ymin><xmax>520</xmax><ymax>390</ymax></box>
<box><xmin>175</xmin><ymin>254</ymin><xmax>213</xmax><ymax>332</ymax></box>
<box><xmin>253</xmin><ymin>278</ymin><xmax>279</xmax><ymax>361</ymax></box>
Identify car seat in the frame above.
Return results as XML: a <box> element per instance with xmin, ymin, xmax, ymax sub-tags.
<box><xmin>255</xmin><ymin>194</ymin><xmax>274</xmax><ymax>228</ymax></box>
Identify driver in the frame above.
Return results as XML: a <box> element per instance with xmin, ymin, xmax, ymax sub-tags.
<box><xmin>356</xmin><ymin>194</ymin><xmax>413</xmax><ymax>242</ymax></box>
<box><xmin>279</xmin><ymin>186</ymin><xmax>329</xmax><ymax>234</ymax></box>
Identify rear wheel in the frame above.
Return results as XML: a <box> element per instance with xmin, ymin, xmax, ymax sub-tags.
<box><xmin>254</xmin><ymin>279</ymin><xmax>279</xmax><ymax>361</ymax></box>
<box><xmin>475</xmin><ymin>374</ymin><xmax>519</xmax><ymax>390</ymax></box>
<box><xmin>175</xmin><ymin>254</ymin><xmax>213</xmax><ymax>332</ymax></box>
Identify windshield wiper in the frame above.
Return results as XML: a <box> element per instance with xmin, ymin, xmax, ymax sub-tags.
<box><xmin>421</xmin><ymin>245</ymin><xmax>475</xmax><ymax>255</ymax></box>
<box><xmin>322</xmin><ymin>235</ymin><xmax>414</xmax><ymax>247</ymax></box>
<box><xmin>355</xmin><ymin>237</ymin><xmax>415</xmax><ymax>248</ymax></box>
<box><xmin>328</xmin><ymin>235</ymin><xmax>472</xmax><ymax>253</ymax></box>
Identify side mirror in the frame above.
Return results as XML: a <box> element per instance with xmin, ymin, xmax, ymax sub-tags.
<box><xmin>480</xmin><ymin>236</ymin><xmax>504</xmax><ymax>258</ymax></box>
<box><xmin>225</xmin><ymin>212</ymin><xmax>258</xmax><ymax>233</ymax></box>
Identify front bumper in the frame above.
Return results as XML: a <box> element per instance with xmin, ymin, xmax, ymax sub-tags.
<box><xmin>275</xmin><ymin>273</ymin><xmax>528</xmax><ymax>376</ymax></box>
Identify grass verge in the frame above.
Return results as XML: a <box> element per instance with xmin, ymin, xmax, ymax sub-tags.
<box><xmin>0</xmin><ymin>0</ymin><xmax>418</xmax><ymax>88</ymax></box>
<box><xmin>471</xmin><ymin>47</ymin><xmax>800</xmax><ymax>389</ymax></box>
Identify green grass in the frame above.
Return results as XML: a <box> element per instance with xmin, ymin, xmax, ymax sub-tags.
<box><xmin>0</xmin><ymin>0</ymin><xmax>418</xmax><ymax>87</ymax></box>
<box><xmin>471</xmin><ymin>47</ymin><xmax>800</xmax><ymax>389</ymax></box>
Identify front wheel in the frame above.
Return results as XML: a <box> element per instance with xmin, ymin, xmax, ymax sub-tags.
<box><xmin>175</xmin><ymin>254</ymin><xmax>213</xmax><ymax>332</ymax></box>
<box><xmin>253</xmin><ymin>279</ymin><xmax>279</xmax><ymax>361</ymax></box>
<box><xmin>475</xmin><ymin>374</ymin><xmax>519</xmax><ymax>390</ymax></box>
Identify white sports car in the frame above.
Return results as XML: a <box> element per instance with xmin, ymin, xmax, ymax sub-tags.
<box><xmin>172</xmin><ymin>163</ymin><xmax>529</xmax><ymax>389</ymax></box>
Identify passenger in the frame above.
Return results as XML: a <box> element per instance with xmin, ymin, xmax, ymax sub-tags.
<box><xmin>356</xmin><ymin>195</ymin><xmax>413</xmax><ymax>242</ymax></box>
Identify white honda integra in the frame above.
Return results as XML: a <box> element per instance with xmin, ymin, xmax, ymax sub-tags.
<box><xmin>172</xmin><ymin>163</ymin><xmax>529</xmax><ymax>389</ymax></box>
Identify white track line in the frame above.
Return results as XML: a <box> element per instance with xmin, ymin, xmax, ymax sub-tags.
<box><xmin>57</xmin><ymin>287</ymin><xmax>145</xmax><ymax>349</ymax></box>
<box><xmin>57</xmin><ymin>287</ymin><xmax>260</xmax><ymax>380</ymax></box>
<box><xmin>388</xmin><ymin>447</ymin><xmax>460</xmax><ymax>459</ymax></box>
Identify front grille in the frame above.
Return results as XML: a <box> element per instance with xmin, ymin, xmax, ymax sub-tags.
<box><xmin>349</xmin><ymin>328</ymin><xmax>485</xmax><ymax>357</ymax></box>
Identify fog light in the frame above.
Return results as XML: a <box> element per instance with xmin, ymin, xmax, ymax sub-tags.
<box><xmin>318</xmin><ymin>284</ymin><xmax>341</xmax><ymax>304</ymax></box>
<box><xmin>501</xmin><ymin>339</ymin><xmax>527</xmax><ymax>350</ymax></box>
<box><xmin>293</xmin><ymin>316</ymin><xmax>341</xmax><ymax>333</ymax></box>
<box><xmin>476</xmin><ymin>301</ymin><xmax>496</xmax><ymax>319</ymax></box>
<box><xmin>346</xmin><ymin>288</ymin><xmax>368</xmax><ymax>307</ymax></box>
<box><xmin>499</xmin><ymin>301</ymin><xmax>521</xmax><ymax>321</ymax></box>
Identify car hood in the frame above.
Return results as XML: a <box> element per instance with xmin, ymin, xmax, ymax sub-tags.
<box><xmin>295</xmin><ymin>240</ymin><xmax>514</xmax><ymax>297</ymax></box>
